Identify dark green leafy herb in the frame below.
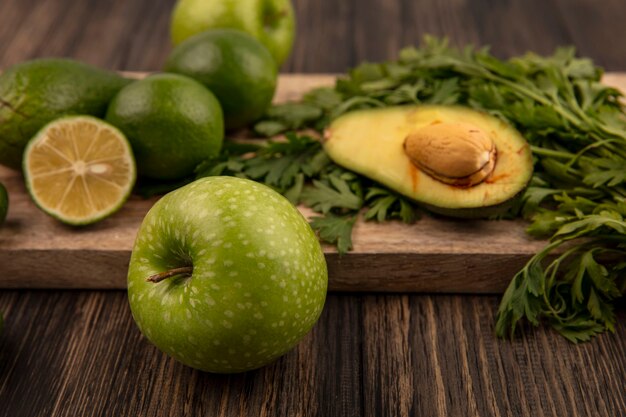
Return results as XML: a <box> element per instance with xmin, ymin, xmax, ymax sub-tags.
<box><xmin>309</xmin><ymin>214</ymin><xmax>357</xmax><ymax>254</ymax></box>
<box><xmin>197</xmin><ymin>36</ymin><xmax>626</xmax><ymax>342</ymax></box>
<box><xmin>195</xmin><ymin>133</ymin><xmax>418</xmax><ymax>251</ymax></box>
<box><xmin>364</xmin><ymin>188</ymin><xmax>417</xmax><ymax>223</ymax></box>
<box><xmin>301</xmin><ymin>175</ymin><xmax>363</xmax><ymax>213</ymax></box>
<box><xmin>195</xmin><ymin>134</ymin><xmax>329</xmax><ymax>201</ymax></box>
<box><xmin>254</xmin><ymin>103</ymin><xmax>323</xmax><ymax>136</ymax></box>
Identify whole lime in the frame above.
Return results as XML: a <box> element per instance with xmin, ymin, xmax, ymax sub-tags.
<box><xmin>106</xmin><ymin>74</ymin><xmax>224</xmax><ymax>180</ymax></box>
<box><xmin>0</xmin><ymin>182</ymin><xmax>8</xmax><ymax>225</ymax></box>
<box><xmin>165</xmin><ymin>29</ymin><xmax>277</xmax><ymax>130</ymax></box>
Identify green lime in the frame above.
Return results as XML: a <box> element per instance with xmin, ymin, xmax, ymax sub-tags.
<box><xmin>165</xmin><ymin>29</ymin><xmax>277</xmax><ymax>130</ymax></box>
<box><xmin>0</xmin><ymin>182</ymin><xmax>8</xmax><ymax>225</ymax></box>
<box><xmin>106</xmin><ymin>73</ymin><xmax>224</xmax><ymax>180</ymax></box>
<box><xmin>23</xmin><ymin>116</ymin><xmax>136</xmax><ymax>226</ymax></box>
<box><xmin>0</xmin><ymin>59</ymin><xmax>130</xmax><ymax>170</ymax></box>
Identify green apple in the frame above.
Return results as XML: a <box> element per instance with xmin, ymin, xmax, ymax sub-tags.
<box><xmin>127</xmin><ymin>176</ymin><xmax>327</xmax><ymax>373</ymax></box>
<box><xmin>170</xmin><ymin>0</ymin><xmax>295</xmax><ymax>65</ymax></box>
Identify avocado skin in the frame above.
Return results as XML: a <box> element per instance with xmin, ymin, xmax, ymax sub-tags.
<box><xmin>0</xmin><ymin>59</ymin><xmax>131</xmax><ymax>170</ymax></box>
<box><xmin>420</xmin><ymin>187</ymin><xmax>526</xmax><ymax>219</ymax></box>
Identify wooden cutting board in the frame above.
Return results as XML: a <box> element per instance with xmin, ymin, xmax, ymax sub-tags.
<box><xmin>1</xmin><ymin>73</ymin><xmax>625</xmax><ymax>292</ymax></box>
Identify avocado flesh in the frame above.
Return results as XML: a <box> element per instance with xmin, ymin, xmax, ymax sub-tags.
<box><xmin>0</xmin><ymin>59</ymin><xmax>131</xmax><ymax>170</ymax></box>
<box><xmin>323</xmin><ymin>105</ymin><xmax>533</xmax><ymax>217</ymax></box>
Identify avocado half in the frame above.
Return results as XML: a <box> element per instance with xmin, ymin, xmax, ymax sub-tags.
<box><xmin>323</xmin><ymin>105</ymin><xmax>533</xmax><ymax>218</ymax></box>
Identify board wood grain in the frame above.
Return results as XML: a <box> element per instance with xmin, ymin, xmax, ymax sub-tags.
<box><xmin>1</xmin><ymin>73</ymin><xmax>625</xmax><ymax>292</ymax></box>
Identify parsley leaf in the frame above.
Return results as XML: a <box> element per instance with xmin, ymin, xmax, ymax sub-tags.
<box><xmin>301</xmin><ymin>174</ymin><xmax>363</xmax><ymax>213</ymax></box>
<box><xmin>364</xmin><ymin>187</ymin><xmax>417</xmax><ymax>223</ymax></box>
<box><xmin>309</xmin><ymin>214</ymin><xmax>356</xmax><ymax>254</ymax></box>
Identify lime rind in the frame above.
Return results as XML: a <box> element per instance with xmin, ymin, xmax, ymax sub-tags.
<box><xmin>23</xmin><ymin>115</ymin><xmax>137</xmax><ymax>226</ymax></box>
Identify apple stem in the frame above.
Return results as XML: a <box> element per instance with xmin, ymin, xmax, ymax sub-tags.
<box><xmin>146</xmin><ymin>266</ymin><xmax>193</xmax><ymax>283</ymax></box>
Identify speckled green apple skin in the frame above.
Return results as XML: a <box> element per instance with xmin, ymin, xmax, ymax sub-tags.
<box><xmin>127</xmin><ymin>176</ymin><xmax>328</xmax><ymax>373</ymax></box>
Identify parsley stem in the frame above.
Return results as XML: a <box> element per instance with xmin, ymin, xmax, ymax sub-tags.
<box><xmin>530</xmin><ymin>146</ymin><xmax>573</xmax><ymax>159</ymax></box>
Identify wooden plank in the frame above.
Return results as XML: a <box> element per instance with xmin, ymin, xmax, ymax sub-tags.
<box><xmin>1</xmin><ymin>290</ymin><xmax>625</xmax><ymax>417</ymax></box>
<box><xmin>1</xmin><ymin>73</ymin><xmax>625</xmax><ymax>292</ymax></box>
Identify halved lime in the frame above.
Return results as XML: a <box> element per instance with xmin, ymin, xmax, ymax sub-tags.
<box><xmin>23</xmin><ymin>116</ymin><xmax>136</xmax><ymax>225</ymax></box>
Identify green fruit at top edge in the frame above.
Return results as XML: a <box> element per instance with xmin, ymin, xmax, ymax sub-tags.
<box><xmin>0</xmin><ymin>58</ymin><xmax>131</xmax><ymax>170</ymax></box>
<box><xmin>105</xmin><ymin>73</ymin><xmax>224</xmax><ymax>180</ymax></box>
<box><xmin>165</xmin><ymin>29</ymin><xmax>278</xmax><ymax>130</ymax></box>
<box><xmin>0</xmin><ymin>182</ymin><xmax>7</xmax><ymax>226</ymax></box>
<box><xmin>170</xmin><ymin>0</ymin><xmax>295</xmax><ymax>66</ymax></box>
<box><xmin>127</xmin><ymin>176</ymin><xmax>328</xmax><ymax>373</ymax></box>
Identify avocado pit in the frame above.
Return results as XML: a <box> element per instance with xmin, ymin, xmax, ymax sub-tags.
<box><xmin>403</xmin><ymin>122</ymin><xmax>497</xmax><ymax>187</ymax></box>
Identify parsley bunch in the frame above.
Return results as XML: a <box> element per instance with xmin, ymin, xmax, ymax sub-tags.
<box><xmin>196</xmin><ymin>36</ymin><xmax>626</xmax><ymax>342</ymax></box>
